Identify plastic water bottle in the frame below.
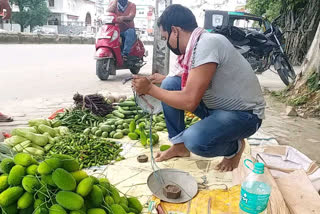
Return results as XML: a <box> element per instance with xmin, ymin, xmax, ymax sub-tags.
<box><xmin>239</xmin><ymin>160</ymin><xmax>271</xmax><ymax>214</ymax></box>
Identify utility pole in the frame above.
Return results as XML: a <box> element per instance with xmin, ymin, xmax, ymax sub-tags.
<box><xmin>152</xmin><ymin>0</ymin><xmax>172</xmax><ymax>75</ymax></box>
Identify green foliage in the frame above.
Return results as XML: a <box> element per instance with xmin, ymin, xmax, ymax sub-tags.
<box><xmin>246</xmin><ymin>0</ymin><xmax>307</xmax><ymax>21</ymax></box>
<box><xmin>10</xmin><ymin>0</ymin><xmax>50</xmax><ymax>32</ymax></box>
<box><xmin>246</xmin><ymin>0</ymin><xmax>281</xmax><ymax>20</ymax></box>
<box><xmin>307</xmin><ymin>69</ymin><xmax>320</xmax><ymax>92</ymax></box>
<box><xmin>288</xmin><ymin>95</ymin><xmax>308</xmax><ymax>106</ymax></box>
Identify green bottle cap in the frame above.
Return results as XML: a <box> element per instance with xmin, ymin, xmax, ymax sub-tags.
<box><xmin>253</xmin><ymin>162</ymin><xmax>264</xmax><ymax>174</ymax></box>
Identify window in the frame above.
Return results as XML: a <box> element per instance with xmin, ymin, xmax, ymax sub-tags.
<box><xmin>233</xmin><ymin>19</ymin><xmax>265</xmax><ymax>33</ymax></box>
<box><xmin>212</xmin><ymin>15</ymin><xmax>223</xmax><ymax>27</ymax></box>
<box><xmin>49</xmin><ymin>0</ymin><xmax>54</xmax><ymax>7</ymax></box>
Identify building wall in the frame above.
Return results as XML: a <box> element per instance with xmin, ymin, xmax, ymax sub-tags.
<box><xmin>48</xmin><ymin>0</ymin><xmax>96</xmax><ymax>26</ymax></box>
<box><xmin>104</xmin><ymin>0</ymin><xmax>155</xmax><ymax>35</ymax></box>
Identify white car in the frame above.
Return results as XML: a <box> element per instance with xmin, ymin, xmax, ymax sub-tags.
<box><xmin>32</xmin><ymin>27</ymin><xmax>56</xmax><ymax>34</ymax></box>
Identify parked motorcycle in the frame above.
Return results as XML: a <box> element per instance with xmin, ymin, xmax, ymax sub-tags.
<box><xmin>213</xmin><ymin>19</ymin><xmax>296</xmax><ymax>86</ymax></box>
<box><xmin>95</xmin><ymin>12</ymin><xmax>147</xmax><ymax>80</ymax></box>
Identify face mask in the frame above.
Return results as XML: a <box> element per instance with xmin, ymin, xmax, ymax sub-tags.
<box><xmin>118</xmin><ymin>0</ymin><xmax>128</xmax><ymax>7</ymax></box>
<box><xmin>167</xmin><ymin>30</ymin><xmax>182</xmax><ymax>55</ymax></box>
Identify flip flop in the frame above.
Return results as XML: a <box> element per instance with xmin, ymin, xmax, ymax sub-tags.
<box><xmin>0</xmin><ymin>115</ymin><xmax>14</xmax><ymax>122</ymax></box>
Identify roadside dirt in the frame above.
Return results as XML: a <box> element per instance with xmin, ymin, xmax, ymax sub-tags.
<box><xmin>261</xmin><ymin>94</ymin><xmax>320</xmax><ymax>164</ymax></box>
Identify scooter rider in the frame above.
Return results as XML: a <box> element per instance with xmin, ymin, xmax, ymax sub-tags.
<box><xmin>107</xmin><ymin>0</ymin><xmax>136</xmax><ymax>60</ymax></box>
<box><xmin>0</xmin><ymin>0</ymin><xmax>11</xmax><ymax>19</ymax></box>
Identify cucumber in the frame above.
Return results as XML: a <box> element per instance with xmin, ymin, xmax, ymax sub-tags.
<box><xmin>112</xmin><ymin>110</ymin><xmax>125</xmax><ymax>119</ymax></box>
<box><xmin>122</xmin><ymin>106</ymin><xmax>130</xmax><ymax>110</ymax></box>
<box><xmin>156</xmin><ymin>122</ymin><xmax>167</xmax><ymax>128</ymax></box>
<box><xmin>83</xmin><ymin>128</ymin><xmax>91</xmax><ymax>135</ymax></box>
<box><xmin>100</xmin><ymin>125</ymin><xmax>112</xmax><ymax>132</ymax></box>
<box><xmin>118</xmin><ymin>101</ymin><xmax>136</xmax><ymax>107</ymax></box>
<box><xmin>91</xmin><ymin>127</ymin><xmax>98</xmax><ymax>134</ymax></box>
<box><xmin>117</xmin><ymin>125</ymin><xmax>123</xmax><ymax>130</ymax></box>
<box><xmin>102</xmin><ymin>132</ymin><xmax>109</xmax><ymax>138</ymax></box>
<box><xmin>155</xmin><ymin>126</ymin><xmax>164</xmax><ymax>131</ymax></box>
<box><xmin>121</xmin><ymin>129</ymin><xmax>129</xmax><ymax>135</ymax></box>
<box><xmin>192</xmin><ymin>117</ymin><xmax>200</xmax><ymax>123</ymax></box>
<box><xmin>123</xmin><ymin>123</ymin><xmax>129</xmax><ymax>129</ymax></box>
<box><xmin>128</xmin><ymin>133</ymin><xmax>138</xmax><ymax>140</ymax></box>
<box><xmin>160</xmin><ymin>145</ymin><xmax>171</xmax><ymax>151</ymax></box>
<box><xmin>138</xmin><ymin>122</ymin><xmax>146</xmax><ymax>129</ymax></box>
<box><xmin>124</xmin><ymin>119</ymin><xmax>134</xmax><ymax>123</ymax></box>
<box><xmin>105</xmin><ymin>120</ymin><xmax>117</xmax><ymax>125</ymax></box>
<box><xmin>118</xmin><ymin>107</ymin><xmax>135</xmax><ymax>115</ymax></box>
<box><xmin>95</xmin><ymin>130</ymin><xmax>102</xmax><ymax>137</ymax></box>
<box><xmin>134</xmin><ymin>129</ymin><xmax>141</xmax><ymax>136</ymax></box>
<box><xmin>129</xmin><ymin>106</ymin><xmax>138</xmax><ymax>111</ymax></box>
<box><xmin>109</xmin><ymin>131</ymin><xmax>116</xmax><ymax>138</ymax></box>
<box><xmin>152</xmin><ymin>115</ymin><xmax>157</xmax><ymax>122</ymax></box>
<box><xmin>156</xmin><ymin>116</ymin><xmax>163</xmax><ymax>123</ymax></box>
<box><xmin>115</xmin><ymin>120</ymin><xmax>124</xmax><ymax>126</ymax></box>
<box><xmin>134</xmin><ymin>114</ymin><xmax>143</xmax><ymax>120</ymax></box>
<box><xmin>105</xmin><ymin>114</ymin><xmax>116</xmax><ymax>119</ymax></box>
<box><xmin>113</xmin><ymin>132</ymin><xmax>123</xmax><ymax>139</ymax></box>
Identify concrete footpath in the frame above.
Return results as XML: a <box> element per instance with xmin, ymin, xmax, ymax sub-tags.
<box><xmin>0</xmin><ymin>44</ymin><xmax>319</xmax><ymax>163</ymax></box>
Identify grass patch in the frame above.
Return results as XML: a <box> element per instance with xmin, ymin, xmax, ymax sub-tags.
<box><xmin>288</xmin><ymin>95</ymin><xmax>309</xmax><ymax>106</ymax></box>
<box><xmin>270</xmin><ymin>89</ymin><xmax>289</xmax><ymax>102</ymax></box>
<box><xmin>307</xmin><ymin>69</ymin><xmax>320</xmax><ymax>92</ymax></box>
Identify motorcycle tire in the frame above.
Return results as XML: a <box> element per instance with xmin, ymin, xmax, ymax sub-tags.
<box><xmin>96</xmin><ymin>58</ymin><xmax>115</xmax><ymax>80</ymax></box>
<box><xmin>130</xmin><ymin>67</ymin><xmax>140</xmax><ymax>75</ymax></box>
<box><xmin>276</xmin><ymin>55</ymin><xmax>296</xmax><ymax>86</ymax></box>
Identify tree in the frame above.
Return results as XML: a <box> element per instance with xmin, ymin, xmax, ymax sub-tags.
<box><xmin>10</xmin><ymin>0</ymin><xmax>50</xmax><ymax>32</ymax></box>
<box><xmin>247</xmin><ymin>0</ymin><xmax>319</xmax><ymax>117</ymax></box>
<box><xmin>285</xmin><ymin>22</ymin><xmax>320</xmax><ymax>117</ymax></box>
<box><xmin>246</xmin><ymin>0</ymin><xmax>320</xmax><ymax>65</ymax></box>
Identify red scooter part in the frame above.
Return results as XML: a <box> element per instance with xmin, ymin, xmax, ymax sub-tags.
<box><xmin>95</xmin><ymin>12</ymin><xmax>146</xmax><ymax>80</ymax></box>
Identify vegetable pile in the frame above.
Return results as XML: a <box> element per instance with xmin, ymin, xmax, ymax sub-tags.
<box><xmin>48</xmin><ymin>134</ymin><xmax>123</xmax><ymax>169</ymax></box>
<box><xmin>3</xmin><ymin>119</ymin><xmax>69</xmax><ymax>158</ymax></box>
<box><xmin>55</xmin><ymin>110</ymin><xmax>106</xmax><ymax>133</ymax></box>
<box><xmin>185</xmin><ymin>112</ymin><xmax>201</xmax><ymax>128</ymax></box>
<box><xmin>0</xmin><ymin>153</ymin><xmax>143</xmax><ymax>214</ymax></box>
<box><xmin>86</xmin><ymin>98</ymin><xmax>167</xmax><ymax>147</ymax></box>
<box><xmin>73</xmin><ymin>93</ymin><xmax>113</xmax><ymax>117</ymax></box>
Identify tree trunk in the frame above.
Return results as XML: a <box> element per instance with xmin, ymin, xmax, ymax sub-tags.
<box><xmin>286</xmin><ymin>22</ymin><xmax>320</xmax><ymax>117</ymax></box>
<box><xmin>295</xmin><ymin>22</ymin><xmax>320</xmax><ymax>87</ymax></box>
<box><xmin>20</xmin><ymin>24</ymin><xmax>24</xmax><ymax>32</ymax></box>
<box><xmin>281</xmin><ymin>0</ymin><xmax>320</xmax><ymax>65</ymax></box>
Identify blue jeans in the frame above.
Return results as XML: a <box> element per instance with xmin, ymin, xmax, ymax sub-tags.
<box><xmin>120</xmin><ymin>28</ymin><xmax>136</xmax><ymax>56</ymax></box>
<box><xmin>161</xmin><ymin>76</ymin><xmax>262</xmax><ymax>158</ymax></box>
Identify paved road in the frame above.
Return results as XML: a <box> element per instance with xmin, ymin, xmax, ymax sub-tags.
<box><xmin>0</xmin><ymin>44</ymin><xmax>153</xmax><ymax>106</ymax></box>
<box><xmin>1</xmin><ymin>44</ymin><xmax>319</xmax><ymax>163</ymax></box>
<box><xmin>0</xmin><ymin>44</ymin><xmax>286</xmax><ymax>106</ymax></box>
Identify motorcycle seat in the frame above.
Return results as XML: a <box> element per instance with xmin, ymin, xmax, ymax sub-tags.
<box><xmin>246</xmin><ymin>32</ymin><xmax>268</xmax><ymax>44</ymax></box>
<box><xmin>231</xmin><ymin>38</ymin><xmax>250</xmax><ymax>46</ymax></box>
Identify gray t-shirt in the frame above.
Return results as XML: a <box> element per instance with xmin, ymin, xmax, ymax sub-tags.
<box><xmin>191</xmin><ymin>32</ymin><xmax>266</xmax><ymax>119</ymax></box>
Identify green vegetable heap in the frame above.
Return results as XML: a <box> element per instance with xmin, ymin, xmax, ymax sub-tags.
<box><xmin>0</xmin><ymin>153</ymin><xmax>143</xmax><ymax>214</ymax></box>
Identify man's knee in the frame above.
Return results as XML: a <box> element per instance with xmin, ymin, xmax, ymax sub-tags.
<box><xmin>161</xmin><ymin>76</ymin><xmax>181</xmax><ymax>91</ymax></box>
<box><xmin>182</xmin><ymin>128</ymin><xmax>205</xmax><ymax>155</ymax></box>
<box><xmin>125</xmin><ymin>28</ymin><xmax>136</xmax><ymax>37</ymax></box>
<box><xmin>182</xmin><ymin>125</ymin><xmax>225</xmax><ymax>158</ymax></box>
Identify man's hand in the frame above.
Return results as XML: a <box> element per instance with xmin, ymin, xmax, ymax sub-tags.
<box><xmin>132</xmin><ymin>75</ymin><xmax>153</xmax><ymax>95</ymax></box>
<box><xmin>0</xmin><ymin>0</ymin><xmax>11</xmax><ymax>20</ymax></box>
<box><xmin>116</xmin><ymin>16</ymin><xmax>125</xmax><ymax>23</ymax></box>
<box><xmin>149</xmin><ymin>73</ymin><xmax>166</xmax><ymax>84</ymax></box>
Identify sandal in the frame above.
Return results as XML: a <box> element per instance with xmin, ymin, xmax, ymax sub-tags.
<box><xmin>0</xmin><ymin>113</ymin><xmax>14</xmax><ymax>122</ymax></box>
